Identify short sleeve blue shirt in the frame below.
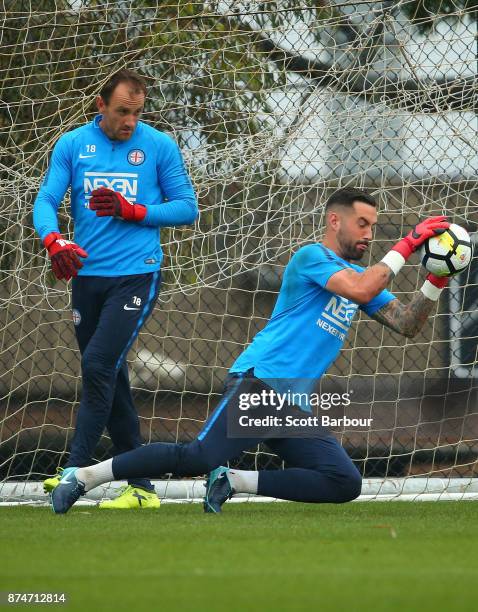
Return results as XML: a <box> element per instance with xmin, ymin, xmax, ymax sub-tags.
<box><xmin>231</xmin><ymin>243</ymin><xmax>396</xmax><ymax>383</ymax></box>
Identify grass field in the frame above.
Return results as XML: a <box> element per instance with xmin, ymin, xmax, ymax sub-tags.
<box><xmin>1</xmin><ymin>502</ymin><xmax>477</xmax><ymax>611</ymax></box>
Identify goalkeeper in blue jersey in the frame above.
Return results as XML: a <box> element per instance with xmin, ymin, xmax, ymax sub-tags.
<box><xmin>50</xmin><ymin>189</ymin><xmax>450</xmax><ymax>514</ymax></box>
<box><xmin>33</xmin><ymin>69</ymin><xmax>198</xmax><ymax>509</ymax></box>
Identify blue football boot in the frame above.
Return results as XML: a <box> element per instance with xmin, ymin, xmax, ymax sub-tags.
<box><xmin>50</xmin><ymin>467</ymin><xmax>85</xmax><ymax>514</ymax></box>
<box><xmin>203</xmin><ymin>466</ymin><xmax>235</xmax><ymax>513</ymax></box>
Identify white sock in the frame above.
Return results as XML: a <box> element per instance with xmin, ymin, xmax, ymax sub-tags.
<box><xmin>76</xmin><ymin>459</ymin><xmax>114</xmax><ymax>492</ymax></box>
<box><xmin>227</xmin><ymin>469</ymin><xmax>258</xmax><ymax>495</ymax></box>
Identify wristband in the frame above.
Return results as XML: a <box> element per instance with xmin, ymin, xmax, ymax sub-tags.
<box><xmin>420</xmin><ymin>280</ymin><xmax>444</xmax><ymax>301</ymax></box>
<box><xmin>380</xmin><ymin>250</ymin><xmax>406</xmax><ymax>276</ymax></box>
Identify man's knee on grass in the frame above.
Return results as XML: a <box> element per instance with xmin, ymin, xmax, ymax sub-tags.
<box><xmin>306</xmin><ymin>468</ymin><xmax>362</xmax><ymax>504</ymax></box>
<box><xmin>336</xmin><ymin>471</ymin><xmax>362</xmax><ymax>503</ymax></box>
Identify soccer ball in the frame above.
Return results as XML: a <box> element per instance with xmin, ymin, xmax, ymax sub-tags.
<box><xmin>421</xmin><ymin>223</ymin><xmax>473</xmax><ymax>277</ymax></box>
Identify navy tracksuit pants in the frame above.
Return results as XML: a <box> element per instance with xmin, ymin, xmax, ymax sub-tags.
<box><xmin>113</xmin><ymin>372</ymin><xmax>362</xmax><ymax>503</ymax></box>
<box><xmin>66</xmin><ymin>272</ymin><xmax>161</xmax><ymax>491</ymax></box>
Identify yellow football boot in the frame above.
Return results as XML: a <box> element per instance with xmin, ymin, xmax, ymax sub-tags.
<box><xmin>98</xmin><ymin>485</ymin><xmax>161</xmax><ymax>509</ymax></box>
<box><xmin>43</xmin><ymin>467</ymin><xmax>64</xmax><ymax>493</ymax></box>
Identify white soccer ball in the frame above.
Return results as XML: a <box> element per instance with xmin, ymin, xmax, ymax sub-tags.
<box><xmin>421</xmin><ymin>223</ymin><xmax>473</xmax><ymax>277</ymax></box>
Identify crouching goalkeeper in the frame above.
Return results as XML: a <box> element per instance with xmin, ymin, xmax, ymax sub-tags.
<box><xmin>50</xmin><ymin>188</ymin><xmax>449</xmax><ymax>513</ymax></box>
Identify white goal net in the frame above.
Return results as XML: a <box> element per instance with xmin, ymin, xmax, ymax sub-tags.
<box><xmin>1</xmin><ymin>1</ymin><xmax>477</xmax><ymax>503</ymax></box>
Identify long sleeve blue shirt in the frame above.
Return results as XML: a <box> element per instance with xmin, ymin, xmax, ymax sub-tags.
<box><xmin>33</xmin><ymin>115</ymin><xmax>198</xmax><ymax>276</ymax></box>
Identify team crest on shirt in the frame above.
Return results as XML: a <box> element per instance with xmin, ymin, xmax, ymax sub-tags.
<box><xmin>127</xmin><ymin>149</ymin><xmax>145</xmax><ymax>166</ymax></box>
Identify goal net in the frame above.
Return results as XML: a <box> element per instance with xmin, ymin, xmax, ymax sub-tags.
<box><xmin>1</xmin><ymin>1</ymin><xmax>477</xmax><ymax>504</ymax></box>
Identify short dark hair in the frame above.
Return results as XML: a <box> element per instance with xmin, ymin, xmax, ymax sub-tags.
<box><xmin>325</xmin><ymin>188</ymin><xmax>377</xmax><ymax>211</ymax></box>
<box><xmin>99</xmin><ymin>69</ymin><xmax>147</xmax><ymax>105</ymax></box>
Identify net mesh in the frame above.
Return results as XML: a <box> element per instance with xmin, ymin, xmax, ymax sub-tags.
<box><xmin>1</xmin><ymin>1</ymin><xmax>477</xmax><ymax>496</ymax></box>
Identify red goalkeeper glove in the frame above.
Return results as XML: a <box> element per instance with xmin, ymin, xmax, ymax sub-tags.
<box><xmin>89</xmin><ymin>188</ymin><xmax>147</xmax><ymax>222</ymax></box>
<box><xmin>43</xmin><ymin>232</ymin><xmax>88</xmax><ymax>281</ymax></box>
<box><xmin>381</xmin><ymin>216</ymin><xmax>450</xmax><ymax>275</ymax></box>
<box><xmin>392</xmin><ymin>216</ymin><xmax>450</xmax><ymax>259</ymax></box>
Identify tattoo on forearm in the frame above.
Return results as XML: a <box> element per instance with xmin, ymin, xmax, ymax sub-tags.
<box><xmin>375</xmin><ymin>262</ymin><xmax>395</xmax><ymax>282</ymax></box>
<box><xmin>372</xmin><ymin>294</ymin><xmax>435</xmax><ymax>338</ymax></box>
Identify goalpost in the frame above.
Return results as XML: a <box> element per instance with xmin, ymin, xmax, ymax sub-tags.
<box><xmin>1</xmin><ymin>1</ymin><xmax>477</xmax><ymax>504</ymax></box>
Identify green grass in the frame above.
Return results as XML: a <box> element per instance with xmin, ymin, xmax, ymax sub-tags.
<box><xmin>1</xmin><ymin>502</ymin><xmax>477</xmax><ymax>611</ymax></box>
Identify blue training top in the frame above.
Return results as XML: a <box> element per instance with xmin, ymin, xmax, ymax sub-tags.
<box><xmin>33</xmin><ymin>115</ymin><xmax>198</xmax><ymax>276</ymax></box>
<box><xmin>231</xmin><ymin>243</ymin><xmax>396</xmax><ymax>395</ymax></box>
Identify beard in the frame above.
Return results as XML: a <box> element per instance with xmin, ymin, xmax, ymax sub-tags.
<box><xmin>337</xmin><ymin>231</ymin><xmax>368</xmax><ymax>261</ymax></box>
